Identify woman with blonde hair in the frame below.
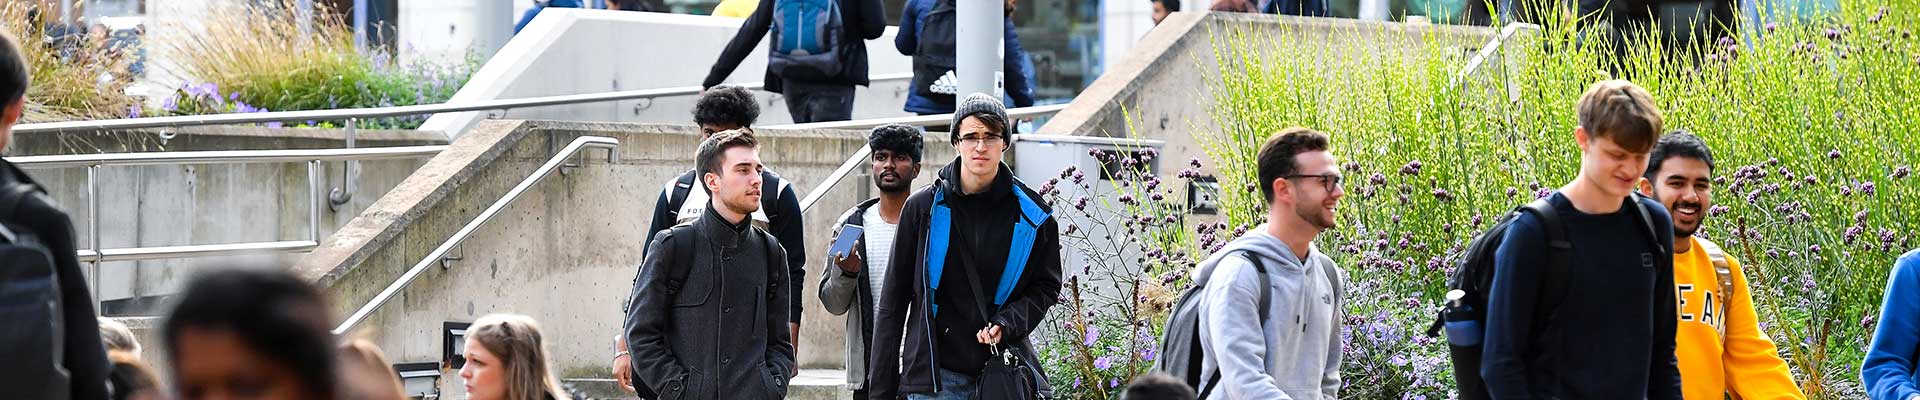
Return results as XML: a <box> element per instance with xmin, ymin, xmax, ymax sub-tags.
<box><xmin>460</xmin><ymin>314</ymin><xmax>571</xmax><ymax>400</ymax></box>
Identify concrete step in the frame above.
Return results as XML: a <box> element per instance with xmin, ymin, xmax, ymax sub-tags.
<box><xmin>564</xmin><ymin>369</ymin><xmax>853</xmax><ymax>400</ymax></box>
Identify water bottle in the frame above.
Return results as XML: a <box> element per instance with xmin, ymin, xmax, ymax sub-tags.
<box><xmin>1442</xmin><ymin>290</ymin><xmax>1483</xmax><ymax>347</ymax></box>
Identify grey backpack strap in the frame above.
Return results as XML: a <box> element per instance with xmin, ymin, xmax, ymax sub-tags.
<box><xmin>1696</xmin><ymin>238</ymin><xmax>1736</xmax><ymax>337</ymax></box>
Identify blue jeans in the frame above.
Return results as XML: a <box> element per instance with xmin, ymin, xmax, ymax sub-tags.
<box><xmin>906</xmin><ymin>368</ymin><xmax>977</xmax><ymax>400</ymax></box>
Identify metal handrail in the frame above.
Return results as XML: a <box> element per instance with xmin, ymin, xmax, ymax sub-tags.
<box><xmin>1453</xmin><ymin>22</ymin><xmax>1536</xmax><ymax>92</ymax></box>
<box><xmin>8</xmin><ymin>145</ymin><xmax>447</xmax><ymax>169</ymax></box>
<box><xmin>12</xmin><ymin>73</ymin><xmax>916</xmax><ymax>134</ymax></box>
<box><xmin>9</xmin><ymin>146</ymin><xmax>445</xmax><ymax>265</ymax></box>
<box><xmin>333</xmin><ymin>136</ymin><xmax>620</xmax><ymax>335</ymax></box>
<box><xmin>788</xmin><ymin>104</ymin><xmax>1068</xmax><ymax>212</ymax></box>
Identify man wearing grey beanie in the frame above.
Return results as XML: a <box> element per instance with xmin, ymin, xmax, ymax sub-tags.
<box><xmin>867</xmin><ymin>93</ymin><xmax>1061</xmax><ymax>400</ymax></box>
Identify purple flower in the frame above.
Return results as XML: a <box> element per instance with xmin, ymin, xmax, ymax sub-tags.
<box><xmin>1856</xmin><ymin>210</ymin><xmax>1871</xmax><ymax>224</ymax></box>
<box><xmin>1862</xmin><ymin>181</ymin><xmax>1877</xmax><ymax>195</ymax></box>
<box><xmin>1708</xmin><ymin>205</ymin><xmax>1730</xmax><ymax>217</ymax></box>
<box><xmin>1084</xmin><ymin>326</ymin><xmax>1100</xmax><ymax>346</ymax></box>
<box><xmin>1765</xmin><ymin>22</ymin><xmax>1776</xmax><ymax>32</ymax></box>
<box><xmin>1370</xmin><ymin>172</ymin><xmax>1387</xmax><ymax>186</ymax></box>
<box><xmin>1895</xmin><ymin>166</ymin><xmax>1911</xmax><ymax>179</ymax></box>
<box><xmin>126</xmin><ymin>104</ymin><xmax>141</xmax><ymax>119</ymax></box>
<box><xmin>1150</xmin><ymin>192</ymin><xmax>1165</xmax><ymax>202</ymax></box>
<box><xmin>1847</xmin><ymin>226</ymin><xmax>1865</xmax><ymax>244</ymax></box>
<box><xmin>1073</xmin><ymin>196</ymin><xmax>1089</xmax><ymax>211</ymax></box>
<box><xmin>1140</xmin><ymin>347</ymin><xmax>1157</xmax><ymax>361</ymax></box>
<box><xmin>1093</xmin><ymin>356</ymin><xmax>1114</xmax><ymax>370</ymax></box>
<box><xmin>1189</xmin><ymin>158</ymin><xmax>1203</xmax><ymax>169</ymax></box>
<box><xmin>1389</xmin><ymin>355</ymin><xmax>1408</xmax><ymax>366</ymax></box>
<box><xmin>1109</xmin><ymin>378</ymin><xmax>1120</xmax><ymax>389</ymax></box>
<box><xmin>1767</xmin><ymin>249</ymin><xmax>1781</xmax><ymax>259</ymax></box>
<box><xmin>1718</xmin><ymin>36</ymin><xmax>1736</xmax><ymax>47</ymax></box>
<box><xmin>1400</xmin><ymin>160</ymin><xmax>1423</xmax><ymax>176</ymax></box>
<box><xmin>1506</xmin><ymin>187</ymin><xmax>1518</xmax><ymax>197</ymax></box>
<box><xmin>1064</xmin><ymin>223</ymin><xmax>1077</xmax><ymax>235</ymax></box>
<box><xmin>160</xmin><ymin>95</ymin><xmax>178</xmax><ymax>113</ymax></box>
<box><xmin>1141</xmin><ymin>147</ymin><xmax>1158</xmax><ymax>162</ymax></box>
<box><xmin>1118</xmin><ymin>194</ymin><xmax>1136</xmax><ymax>205</ymax></box>
<box><xmin>1471</xmin><ymin>214</ymin><xmax>1485</xmax><ymax>227</ymax></box>
<box><xmin>1038</xmin><ymin>182</ymin><xmax>1054</xmax><ymax>195</ymax></box>
<box><xmin>1534</xmin><ymin>188</ymin><xmax>1553</xmax><ymax>199</ymax></box>
<box><xmin>1828</xmin><ymin>149</ymin><xmax>1843</xmax><ymax>159</ymax></box>
<box><xmin>1826</xmin><ymin>28</ymin><xmax>1842</xmax><ymax>40</ymax></box>
<box><xmin>1072</xmin><ymin>170</ymin><xmax>1086</xmax><ymax>184</ymax></box>
<box><xmin>1432</xmin><ymin>188</ymin><xmax>1454</xmax><ymax>202</ymax></box>
<box><xmin>1344</xmin><ymin>161</ymin><xmax>1362</xmax><ymax>172</ymax></box>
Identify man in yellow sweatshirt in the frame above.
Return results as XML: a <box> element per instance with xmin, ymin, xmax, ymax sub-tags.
<box><xmin>1639</xmin><ymin>131</ymin><xmax>1806</xmax><ymax>400</ymax></box>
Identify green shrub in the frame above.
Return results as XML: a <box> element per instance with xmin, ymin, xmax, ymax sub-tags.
<box><xmin>1195</xmin><ymin>1</ymin><xmax>1918</xmax><ymax>398</ymax></box>
<box><xmin>155</xmin><ymin>0</ymin><xmax>474</xmax><ymax>129</ymax></box>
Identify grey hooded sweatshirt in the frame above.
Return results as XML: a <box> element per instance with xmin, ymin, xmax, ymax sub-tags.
<box><xmin>1195</xmin><ymin>226</ymin><xmax>1344</xmax><ymax>399</ymax></box>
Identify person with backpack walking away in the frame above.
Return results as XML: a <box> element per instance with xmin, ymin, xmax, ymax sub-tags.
<box><xmin>1465</xmin><ymin>79</ymin><xmax>1681</xmax><ymax>400</ymax></box>
<box><xmin>1153</xmin><ymin>127</ymin><xmax>1346</xmax><ymax>400</ymax></box>
<box><xmin>622</xmin><ymin>130</ymin><xmax>796</xmax><ymax>400</ymax></box>
<box><xmin>614</xmin><ymin>87</ymin><xmax>809</xmax><ymax>394</ymax></box>
<box><xmin>895</xmin><ymin>0</ymin><xmax>1037</xmax><ymax>116</ymax></box>
<box><xmin>820</xmin><ymin>124</ymin><xmax>925</xmax><ymax>400</ymax></box>
<box><xmin>1865</xmin><ymin>249</ymin><xmax>1920</xmax><ymax>400</ymax></box>
<box><xmin>1638</xmin><ymin>131</ymin><xmax>1804</xmax><ymax>400</ymax></box>
<box><xmin>0</xmin><ymin>30</ymin><xmax>113</xmax><ymax>400</ymax></box>
<box><xmin>866</xmin><ymin>94</ymin><xmax>1062</xmax><ymax>400</ymax></box>
<box><xmin>702</xmin><ymin>0</ymin><xmax>886</xmax><ymax>123</ymax></box>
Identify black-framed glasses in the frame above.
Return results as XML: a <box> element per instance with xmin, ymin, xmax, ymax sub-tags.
<box><xmin>955</xmin><ymin>135</ymin><xmax>1006</xmax><ymax>148</ymax></box>
<box><xmin>1285</xmin><ymin>172</ymin><xmax>1344</xmax><ymax>192</ymax></box>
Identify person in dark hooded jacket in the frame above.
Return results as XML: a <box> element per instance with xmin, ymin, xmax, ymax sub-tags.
<box><xmin>867</xmin><ymin>94</ymin><xmax>1061</xmax><ymax>400</ymax></box>
<box><xmin>0</xmin><ymin>30</ymin><xmax>113</xmax><ymax>400</ymax></box>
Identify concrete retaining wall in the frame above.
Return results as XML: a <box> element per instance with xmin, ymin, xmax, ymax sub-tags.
<box><xmin>296</xmin><ymin>120</ymin><xmax>954</xmax><ymax>397</ymax></box>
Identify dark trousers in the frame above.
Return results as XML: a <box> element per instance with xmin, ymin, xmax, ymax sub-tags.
<box><xmin>782</xmin><ymin>80</ymin><xmax>856</xmax><ymax>123</ymax></box>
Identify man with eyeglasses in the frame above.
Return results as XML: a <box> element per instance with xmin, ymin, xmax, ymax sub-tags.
<box><xmin>1187</xmin><ymin>127</ymin><xmax>1346</xmax><ymax>399</ymax></box>
<box><xmin>867</xmin><ymin>93</ymin><xmax>1062</xmax><ymax>400</ymax></box>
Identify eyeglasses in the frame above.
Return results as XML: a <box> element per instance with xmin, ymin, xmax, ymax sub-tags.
<box><xmin>956</xmin><ymin>135</ymin><xmax>1005</xmax><ymax>148</ymax></box>
<box><xmin>1285</xmin><ymin>172</ymin><xmax>1344</xmax><ymax>192</ymax></box>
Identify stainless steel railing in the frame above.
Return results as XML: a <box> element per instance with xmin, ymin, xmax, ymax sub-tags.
<box><xmin>333</xmin><ymin>136</ymin><xmax>619</xmax><ymax>335</ymax></box>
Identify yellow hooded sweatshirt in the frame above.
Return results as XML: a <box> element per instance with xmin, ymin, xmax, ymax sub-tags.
<box><xmin>1674</xmin><ymin>236</ymin><xmax>1806</xmax><ymax>400</ymax></box>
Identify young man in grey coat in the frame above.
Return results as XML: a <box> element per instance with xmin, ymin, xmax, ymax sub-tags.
<box><xmin>820</xmin><ymin>124</ymin><xmax>924</xmax><ymax>400</ymax></box>
<box><xmin>1194</xmin><ymin>127</ymin><xmax>1346</xmax><ymax>399</ymax></box>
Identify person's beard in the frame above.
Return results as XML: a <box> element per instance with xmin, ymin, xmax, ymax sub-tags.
<box><xmin>876</xmin><ymin>170</ymin><xmax>912</xmax><ymax>193</ymax></box>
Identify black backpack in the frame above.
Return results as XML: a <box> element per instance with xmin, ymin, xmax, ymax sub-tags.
<box><xmin>1429</xmin><ymin>195</ymin><xmax>1661</xmax><ymax>400</ymax></box>
<box><xmin>628</xmin><ymin>223</ymin><xmax>785</xmax><ymax>399</ymax></box>
<box><xmin>1151</xmin><ymin>250</ymin><xmax>1272</xmax><ymax>399</ymax></box>
<box><xmin>0</xmin><ymin>182</ymin><xmax>71</xmax><ymax>400</ymax></box>
<box><xmin>909</xmin><ymin>0</ymin><xmax>960</xmax><ymax>107</ymax></box>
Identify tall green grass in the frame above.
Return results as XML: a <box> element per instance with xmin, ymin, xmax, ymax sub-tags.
<box><xmin>1198</xmin><ymin>1</ymin><xmax>1918</xmax><ymax>397</ymax></box>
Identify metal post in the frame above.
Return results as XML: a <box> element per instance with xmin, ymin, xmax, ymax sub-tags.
<box><xmin>308</xmin><ymin>160</ymin><xmax>323</xmax><ymax>242</ymax></box>
<box><xmin>86</xmin><ymin>165</ymin><xmax>100</xmax><ymax>313</ymax></box>
<box><xmin>329</xmin><ymin>118</ymin><xmax>357</xmax><ymax>210</ymax></box>
<box><xmin>297</xmin><ymin>0</ymin><xmax>315</xmax><ymax>37</ymax></box>
<box><xmin>354</xmin><ymin>0</ymin><xmax>369</xmax><ymax>52</ymax></box>
<box><xmin>956</xmin><ymin>0</ymin><xmax>1005</xmax><ymax>100</ymax></box>
<box><xmin>60</xmin><ymin>0</ymin><xmax>74</xmax><ymax>29</ymax></box>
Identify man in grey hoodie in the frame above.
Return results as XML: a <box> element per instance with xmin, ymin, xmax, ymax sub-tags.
<box><xmin>1194</xmin><ymin>127</ymin><xmax>1345</xmax><ymax>399</ymax></box>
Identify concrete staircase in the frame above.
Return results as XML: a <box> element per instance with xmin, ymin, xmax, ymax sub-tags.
<box><xmin>564</xmin><ymin>369</ymin><xmax>853</xmax><ymax>400</ymax></box>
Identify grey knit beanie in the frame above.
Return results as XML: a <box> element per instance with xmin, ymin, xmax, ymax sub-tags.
<box><xmin>950</xmin><ymin>93</ymin><xmax>1010</xmax><ymax>143</ymax></box>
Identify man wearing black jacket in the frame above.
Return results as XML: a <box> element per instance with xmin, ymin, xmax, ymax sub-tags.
<box><xmin>0</xmin><ymin>31</ymin><xmax>113</xmax><ymax>400</ymax></box>
<box><xmin>702</xmin><ymin>0</ymin><xmax>886</xmax><ymax>123</ymax></box>
<box><xmin>623</xmin><ymin>130</ymin><xmax>796</xmax><ymax>400</ymax></box>
<box><xmin>868</xmin><ymin>94</ymin><xmax>1062</xmax><ymax>400</ymax></box>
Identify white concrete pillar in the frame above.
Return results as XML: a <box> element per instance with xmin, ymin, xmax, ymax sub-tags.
<box><xmin>957</xmin><ymin>0</ymin><xmax>1005</xmax><ymax>100</ymax></box>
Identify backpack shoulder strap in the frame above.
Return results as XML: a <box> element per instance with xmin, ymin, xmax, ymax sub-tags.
<box><xmin>669</xmin><ymin>170</ymin><xmax>697</xmax><ymax>212</ymax></box>
<box><xmin>1198</xmin><ymin>250</ymin><xmax>1272</xmax><ymax>399</ymax></box>
<box><xmin>1521</xmin><ymin>198</ymin><xmax>1572</xmax><ymax>326</ymax></box>
<box><xmin>0</xmin><ymin>183</ymin><xmax>37</xmax><ymax>243</ymax></box>
<box><xmin>668</xmin><ymin>223</ymin><xmax>699</xmax><ymax>287</ymax></box>
<box><xmin>1695</xmin><ymin>237</ymin><xmax>1735</xmax><ymax>337</ymax></box>
<box><xmin>1628</xmin><ymin>194</ymin><xmax>1667</xmax><ymax>254</ymax></box>
<box><xmin>1238</xmin><ymin>250</ymin><xmax>1273</xmax><ymax>324</ymax></box>
<box><xmin>0</xmin><ymin>182</ymin><xmax>38</xmax><ymax>220</ymax></box>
